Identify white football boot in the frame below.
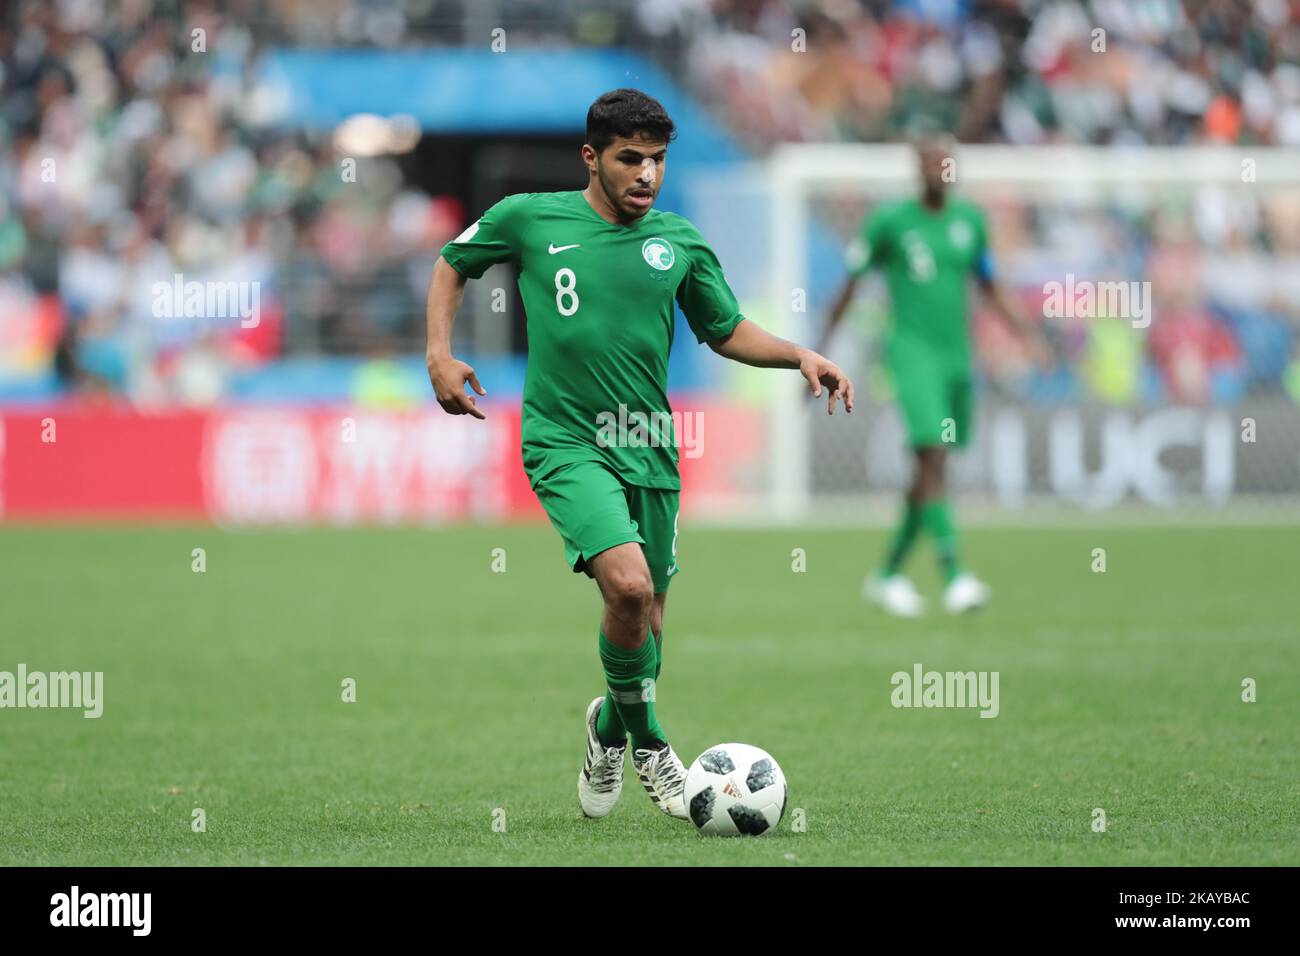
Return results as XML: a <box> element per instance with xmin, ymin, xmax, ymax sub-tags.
<box><xmin>577</xmin><ymin>697</ymin><xmax>626</xmax><ymax>818</ymax></box>
<box><xmin>632</xmin><ymin>743</ymin><xmax>689</xmax><ymax>819</ymax></box>
<box><xmin>865</xmin><ymin>574</ymin><xmax>927</xmax><ymax>618</ymax></box>
<box><xmin>944</xmin><ymin>572</ymin><xmax>991</xmax><ymax>614</ymax></box>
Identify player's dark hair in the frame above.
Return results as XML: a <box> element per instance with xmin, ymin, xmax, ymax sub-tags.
<box><xmin>586</xmin><ymin>89</ymin><xmax>677</xmax><ymax>153</ymax></box>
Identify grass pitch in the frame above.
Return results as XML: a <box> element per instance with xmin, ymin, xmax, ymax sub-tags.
<box><xmin>1</xmin><ymin>522</ymin><xmax>1297</xmax><ymax>866</ymax></box>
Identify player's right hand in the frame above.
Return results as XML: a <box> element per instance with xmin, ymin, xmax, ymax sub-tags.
<box><xmin>427</xmin><ymin>355</ymin><xmax>487</xmax><ymax>420</ymax></box>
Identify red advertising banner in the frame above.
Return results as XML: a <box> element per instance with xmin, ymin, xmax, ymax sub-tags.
<box><xmin>0</xmin><ymin>400</ymin><xmax>762</xmax><ymax>522</ymax></box>
<box><xmin>0</xmin><ymin>406</ymin><xmax>209</xmax><ymax>520</ymax></box>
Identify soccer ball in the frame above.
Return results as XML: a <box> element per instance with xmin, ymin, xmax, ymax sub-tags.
<box><xmin>684</xmin><ymin>743</ymin><xmax>787</xmax><ymax>837</ymax></box>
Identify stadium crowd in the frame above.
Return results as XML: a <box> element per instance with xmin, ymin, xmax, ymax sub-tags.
<box><xmin>1</xmin><ymin>0</ymin><xmax>1297</xmax><ymax>406</ymax></box>
<box><xmin>668</xmin><ymin>0</ymin><xmax>1300</xmax><ymax>149</ymax></box>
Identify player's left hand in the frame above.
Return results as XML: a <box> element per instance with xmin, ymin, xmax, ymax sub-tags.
<box><xmin>797</xmin><ymin>349</ymin><xmax>854</xmax><ymax>415</ymax></box>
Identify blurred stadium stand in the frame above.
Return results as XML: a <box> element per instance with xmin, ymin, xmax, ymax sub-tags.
<box><xmin>1</xmin><ymin>1</ymin><xmax>1299</xmax><ymax>518</ymax></box>
<box><xmin>4</xmin><ymin>0</ymin><xmax>1299</xmax><ymax>407</ymax></box>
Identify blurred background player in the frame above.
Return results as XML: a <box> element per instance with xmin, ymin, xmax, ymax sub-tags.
<box><xmin>821</xmin><ymin>134</ymin><xmax>1050</xmax><ymax>617</ymax></box>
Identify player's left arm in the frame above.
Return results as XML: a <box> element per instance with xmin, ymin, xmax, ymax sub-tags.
<box><xmin>672</xmin><ymin>223</ymin><xmax>853</xmax><ymax>415</ymax></box>
<box><xmin>972</xmin><ymin>214</ymin><xmax>1052</xmax><ymax>366</ymax></box>
<box><xmin>707</xmin><ymin>319</ymin><xmax>853</xmax><ymax>415</ymax></box>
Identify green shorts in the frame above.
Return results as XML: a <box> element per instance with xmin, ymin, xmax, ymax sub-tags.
<box><xmin>889</xmin><ymin>346</ymin><xmax>974</xmax><ymax>449</ymax></box>
<box><xmin>533</xmin><ymin>461</ymin><xmax>680</xmax><ymax>593</ymax></box>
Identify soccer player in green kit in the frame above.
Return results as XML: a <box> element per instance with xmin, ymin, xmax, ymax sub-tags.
<box><xmin>425</xmin><ymin>90</ymin><xmax>854</xmax><ymax>820</ymax></box>
<box><xmin>822</xmin><ymin>134</ymin><xmax>1049</xmax><ymax>617</ymax></box>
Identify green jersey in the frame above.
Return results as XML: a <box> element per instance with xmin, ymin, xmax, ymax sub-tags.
<box><xmin>846</xmin><ymin>196</ymin><xmax>991</xmax><ymax>371</ymax></box>
<box><xmin>440</xmin><ymin>190</ymin><xmax>744</xmax><ymax>490</ymax></box>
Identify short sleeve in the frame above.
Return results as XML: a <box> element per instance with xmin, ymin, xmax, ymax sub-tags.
<box><xmin>440</xmin><ymin>194</ymin><xmax>529</xmax><ymax>279</ymax></box>
<box><xmin>675</xmin><ymin>225</ymin><xmax>744</xmax><ymax>344</ymax></box>
<box><xmin>845</xmin><ymin>208</ymin><xmax>890</xmax><ymax>277</ymax></box>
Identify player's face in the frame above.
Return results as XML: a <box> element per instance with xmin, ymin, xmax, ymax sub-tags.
<box><xmin>592</xmin><ymin>134</ymin><xmax>667</xmax><ymax>219</ymax></box>
<box><xmin>918</xmin><ymin>145</ymin><xmax>949</xmax><ymax>195</ymax></box>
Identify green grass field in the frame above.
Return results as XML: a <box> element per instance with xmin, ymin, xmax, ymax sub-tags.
<box><xmin>1</xmin><ymin>522</ymin><xmax>1297</xmax><ymax>866</ymax></box>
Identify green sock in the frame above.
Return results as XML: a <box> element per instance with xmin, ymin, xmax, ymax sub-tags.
<box><xmin>596</xmin><ymin>631</ymin><xmax>664</xmax><ymax>745</ymax></box>
<box><xmin>919</xmin><ymin>499</ymin><xmax>961</xmax><ymax>583</ymax></box>
<box><xmin>597</xmin><ymin>631</ymin><xmax>664</xmax><ymax>750</ymax></box>
<box><xmin>882</xmin><ymin>501</ymin><xmax>923</xmax><ymax>576</ymax></box>
<box><xmin>595</xmin><ymin>686</ymin><xmax>627</xmax><ymax>746</ymax></box>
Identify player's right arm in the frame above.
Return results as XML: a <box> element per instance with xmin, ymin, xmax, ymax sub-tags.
<box><xmin>425</xmin><ymin>195</ymin><xmax>529</xmax><ymax>420</ymax></box>
<box><xmin>818</xmin><ymin>208</ymin><xmax>888</xmax><ymax>354</ymax></box>
<box><xmin>426</xmin><ymin>256</ymin><xmax>486</xmax><ymax>419</ymax></box>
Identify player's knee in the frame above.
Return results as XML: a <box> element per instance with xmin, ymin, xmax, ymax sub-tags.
<box><xmin>605</xmin><ymin>570</ymin><xmax>654</xmax><ymax>620</ymax></box>
<box><xmin>918</xmin><ymin>450</ymin><xmax>945</xmax><ymax>479</ymax></box>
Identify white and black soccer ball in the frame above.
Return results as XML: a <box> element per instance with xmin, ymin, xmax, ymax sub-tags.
<box><xmin>684</xmin><ymin>743</ymin><xmax>787</xmax><ymax>837</ymax></box>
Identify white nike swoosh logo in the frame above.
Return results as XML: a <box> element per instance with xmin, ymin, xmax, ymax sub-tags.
<box><xmin>548</xmin><ymin>243</ymin><xmax>580</xmax><ymax>254</ymax></box>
